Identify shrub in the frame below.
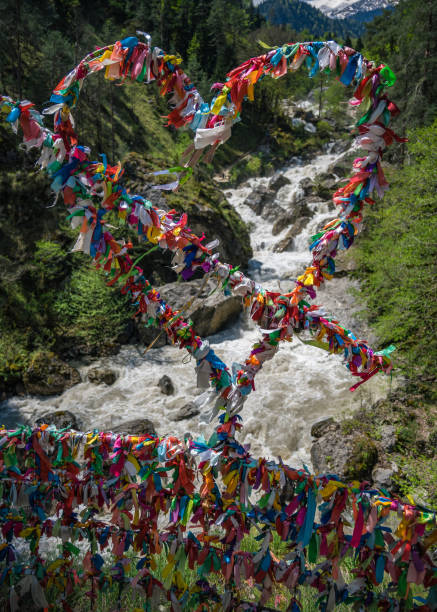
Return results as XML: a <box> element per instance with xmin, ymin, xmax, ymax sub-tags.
<box><xmin>54</xmin><ymin>266</ymin><xmax>131</xmax><ymax>347</ymax></box>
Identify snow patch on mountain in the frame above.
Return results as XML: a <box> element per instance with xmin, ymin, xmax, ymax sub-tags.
<box><xmin>303</xmin><ymin>0</ymin><xmax>395</xmax><ymax>19</ymax></box>
<box><xmin>303</xmin><ymin>0</ymin><xmax>349</xmax><ymax>12</ymax></box>
<box><xmin>328</xmin><ymin>0</ymin><xmax>395</xmax><ymax>19</ymax></box>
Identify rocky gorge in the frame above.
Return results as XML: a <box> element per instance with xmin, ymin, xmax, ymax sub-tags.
<box><xmin>4</xmin><ymin>81</ymin><xmax>433</xmax><ymax>501</ymax></box>
<box><xmin>0</xmin><ymin>123</ymin><xmax>408</xmax><ymax>489</ymax></box>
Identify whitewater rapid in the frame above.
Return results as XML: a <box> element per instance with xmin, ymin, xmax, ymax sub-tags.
<box><xmin>0</xmin><ymin>145</ymin><xmax>391</xmax><ymax>467</ymax></box>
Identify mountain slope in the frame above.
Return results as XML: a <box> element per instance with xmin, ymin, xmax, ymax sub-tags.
<box><xmin>326</xmin><ymin>0</ymin><xmax>394</xmax><ymax>20</ymax></box>
<box><xmin>257</xmin><ymin>0</ymin><xmax>369</xmax><ymax>36</ymax></box>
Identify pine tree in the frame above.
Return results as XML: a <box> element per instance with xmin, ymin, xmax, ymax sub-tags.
<box><xmin>363</xmin><ymin>0</ymin><xmax>437</xmax><ymax>129</ymax></box>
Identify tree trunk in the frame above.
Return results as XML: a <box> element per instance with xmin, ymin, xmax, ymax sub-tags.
<box><xmin>318</xmin><ymin>74</ymin><xmax>323</xmax><ymax>119</ymax></box>
<box><xmin>110</xmin><ymin>84</ymin><xmax>115</xmax><ymax>161</ymax></box>
<box><xmin>15</xmin><ymin>0</ymin><xmax>22</xmax><ymax>99</ymax></box>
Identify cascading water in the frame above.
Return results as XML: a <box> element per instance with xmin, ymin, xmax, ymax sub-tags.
<box><xmin>0</xmin><ymin>143</ymin><xmax>391</xmax><ymax>467</ymax></box>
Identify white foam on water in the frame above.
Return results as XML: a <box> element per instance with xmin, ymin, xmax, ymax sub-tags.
<box><xmin>0</xmin><ymin>145</ymin><xmax>391</xmax><ymax>468</ymax></box>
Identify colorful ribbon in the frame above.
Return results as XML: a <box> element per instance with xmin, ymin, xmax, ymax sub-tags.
<box><xmin>0</xmin><ymin>425</ymin><xmax>435</xmax><ymax>611</ymax></box>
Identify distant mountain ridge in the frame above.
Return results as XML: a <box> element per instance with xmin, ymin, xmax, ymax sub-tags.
<box><xmin>255</xmin><ymin>0</ymin><xmax>394</xmax><ymax>35</ymax></box>
<box><xmin>318</xmin><ymin>0</ymin><xmax>394</xmax><ymax>21</ymax></box>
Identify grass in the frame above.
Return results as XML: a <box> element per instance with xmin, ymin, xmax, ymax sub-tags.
<box><xmin>0</xmin><ymin>528</ymin><xmax>414</xmax><ymax>612</ymax></box>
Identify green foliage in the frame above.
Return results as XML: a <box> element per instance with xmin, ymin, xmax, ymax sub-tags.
<box><xmin>0</xmin><ymin>0</ymin><xmax>435</xmax><ymax>467</ymax></box>
<box><xmin>245</xmin><ymin>154</ymin><xmax>263</xmax><ymax>175</ymax></box>
<box><xmin>395</xmin><ymin>422</ymin><xmax>419</xmax><ymax>450</ymax></box>
<box><xmin>323</xmin><ymin>78</ymin><xmax>350</xmax><ymax>124</ymax></box>
<box><xmin>315</xmin><ymin>120</ymin><xmax>331</xmax><ymax>138</ymax></box>
<box><xmin>54</xmin><ymin>266</ymin><xmax>130</xmax><ymax>346</ymax></box>
<box><xmin>393</xmin><ymin>454</ymin><xmax>437</xmax><ymax>508</ymax></box>
<box><xmin>337</xmin><ymin>394</ymin><xmax>437</xmax><ymax>508</ymax></box>
<box><xmin>344</xmin><ymin>436</ymin><xmax>378</xmax><ymax>480</ymax></box>
<box><xmin>228</xmin><ymin>153</ymin><xmax>266</xmax><ymax>184</ymax></box>
<box><xmin>362</xmin><ymin>0</ymin><xmax>437</xmax><ymax>130</ymax></box>
<box><xmin>5</xmin><ymin>531</ymin><xmax>395</xmax><ymax>611</ymax></box>
<box><xmin>0</xmin><ymin>327</ymin><xmax>30</xmax><ymax>385</ymax></box>
<box><xmin>32</xmin><ymin>240</ymin><xmax>69</xmax><ymax>286</ymax></box>
<box><xmin>0</xmin><ymin>0</ymin><xmax>266</xmax><ymax>389</ymax></box>
<box><xmin>355</xmin><ymin>120</ymin><xmax>437</xmax><ymax>397</ymax></box>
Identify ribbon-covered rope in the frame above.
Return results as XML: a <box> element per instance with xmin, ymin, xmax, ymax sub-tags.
<box><xmin>0</xmin><ymin>425</ymin><xmax>435</xmax><ymax>611</ymax></box>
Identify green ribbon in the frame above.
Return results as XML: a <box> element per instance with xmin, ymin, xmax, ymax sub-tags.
<box><xmin>380</xmin><ymin>64</ymin><xmax>396</xmax><ymax>87</ymax></box>
<box><xmin>117</xmin><ymin>244</ymin><xmax>160</xmax><ymax>284</ymax></box>
<box><xmin>374</xmin><ymin>344</ymin><xmax>396</xmax><ymax>358</ymax></box>
<box><xmin>304</xmin><ymin>339</ymin><xmax>330</xmax><ymax>352</ymax></box>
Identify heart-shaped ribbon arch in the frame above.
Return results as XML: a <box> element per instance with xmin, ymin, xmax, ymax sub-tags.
<box><xmin>1</xmin><ymin>36</ymin><xmax>401</xmax><ymax>422</ymax></box>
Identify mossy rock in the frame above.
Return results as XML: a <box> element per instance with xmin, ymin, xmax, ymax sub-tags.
<box><xmin>344</xmin><ymin>436</ymin><xmax>379</xmax><ymax>481</ymax></box>
<box><xmin>23</xmin><ymin>351</ymin><xmax>81</xmax><ymax>396</ymax></box>
<box><xmin>88</xmin><ymin>367</ymin><xmax>118</xmax><ymax>386</ymax></box>
<box><xmin>311</xmin><ymin>425</ymin><xmax>379</xmax><ymax>482</ymax></box>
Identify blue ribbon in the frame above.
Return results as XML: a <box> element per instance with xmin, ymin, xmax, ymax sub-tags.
<box><xmin>340</xmin><ymin>53</ymin><xmax>360</xmax><ymax>86</ymax></box>
<box><xmin>298</xmin><ymin>488</ymin><xmax>316</xmax><ymax>547</ymax></box>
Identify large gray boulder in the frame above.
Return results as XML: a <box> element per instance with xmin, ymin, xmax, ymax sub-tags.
<box><xmin>243</xmin><ymin>184</ymin><xmax>278</xmax><ymax>217</ymax></box>
<box><xmin>243</xmin><ymin>173</ymin><xmax>295</xmax><ymax>222</ymax></box>
<box><xmin>372</xmin><ymin>463</ymin><xmax>398</xmax><ymax>490</ymax></box>
<box><xmin>135</xmin><ymin>276</ymin><xmax>243</xmax><ymax>348</ymax></box>
<box><xmin>137</xmin><ymin>322</ymin><xmax>167</xmax><ymax>349</ymax></box>
<box><xmin>23</xmin><ymin>351</ymin><xmax>81</xmax><ymax>396</ymax></box>
<box><xmin>269</xmin><ymin>174</ymin><xmax>291</xmax><ymax>192</ymax></box>
<box><xmin>300</xmin><ymin>177</ymin><xmax>315</xmax><ymax>196</ymax></box>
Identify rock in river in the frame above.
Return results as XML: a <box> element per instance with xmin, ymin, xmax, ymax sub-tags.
<box><xmin>243</xmin><ymin>184</ymin><xmax>277</xmax><ymax>217</ymax></box>
<box><xmin>173</xmin><ymin>402</ymin><xmax>200</xmax><ymax>421</ymax></box>
<box><xmin>35</xmin><ymin>410</ymin><xmax>80</xmax><ymax>430</ymax></box>
<box><xmin>23</xmin><ymin>351</ymin><xmax>81</xmax><ymax>396</ymax></box>
<box><xmin>111</xmin><ymin>419</ymin><xmax>156</xmax><ymax>436</ymax></box>
<box><xmin>273</xmin><ymin>217</ymin><xmax>311</xmax><ymax>252</ymax></box>
<box><xmin>158</xmin><ymin>375</ymin><xmax>175</xmax><ymax>396</ymax></box>
<box><xmin>88</xmin><ymin>367</ymin><xmax>118</xmax><ymax>386</ymax></box>
<box><xmin>136</xmin><ymin>322</ymin><xmax>167</xmax><ymax>349</ymax></box>
<box><xmin>310</xmin><ymin>417</ymin><xmax>336</xmax><ymax>439</ymax></box>
<box><xmin>271</xmin><ymin>201</ymin><xmax>312</xmax><ymax>236</ymax></box>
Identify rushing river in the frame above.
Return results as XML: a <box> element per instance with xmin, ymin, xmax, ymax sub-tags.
<box><xmin>0</xmin><ymin>143</ymin><xmax>391</xmax><ymax>467</ymax></box>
